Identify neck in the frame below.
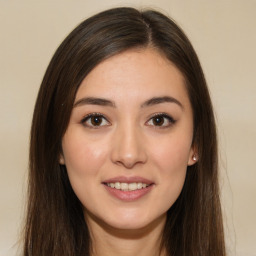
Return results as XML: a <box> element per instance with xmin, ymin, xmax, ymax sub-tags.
<box><xmin>86</xmin><ymin>212</ymin><xmax>167</xmax><ymax>256</ymax></box>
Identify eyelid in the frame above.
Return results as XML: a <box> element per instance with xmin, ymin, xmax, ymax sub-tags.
<box><xmin>146</xmin><ymin>112</ymin><xmax>176</xmax><ymax>128</ymax></box>
<box><xmin>81</xmin><ymin>112</ymin><xmax>111</xmax><ymax>128</ymax></box>
<box><xmin>80</xmin><ymin>112</ymin><xmax>176</xmax><ymax>129</ymax></box>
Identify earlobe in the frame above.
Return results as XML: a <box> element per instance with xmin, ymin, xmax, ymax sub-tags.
<box><xmin>187</xmin><ymin>147</ymin><xmax>198</xmax><ymax>166</ymax></box>
<box><xmin>59</xmin><ymin>154</ymin><xmax>65</xmax><ymax>165</ymax></box>
<box><xmin>192</xmin><ymin>155</ymin><xmax>197</xmax><ymax>161</ymax></box>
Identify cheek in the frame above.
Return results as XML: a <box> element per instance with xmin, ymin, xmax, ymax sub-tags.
<box><xmin>150</xmin><ymin>135</ymin><xmax>192</xmax><ymax>173</ymax></box>
<box><xmin>62</xmin><ymin>133</ymin><xmax>110</xmax><ymax>211</ymax></box>
<box><xmin>149</xmin><ymin>135</ymin><xmax>191</xmax><ymax>205</ymax></box>
<box><xmin>62</xmin><ymin>132</ymin><xmax>108</xmax><ymax>185</ymax></box>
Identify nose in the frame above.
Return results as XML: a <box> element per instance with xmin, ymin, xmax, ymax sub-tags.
<box><xmin>110</xmin><ymin>123</ymin><xmax>148</xmax><ymax>169</ymax></box>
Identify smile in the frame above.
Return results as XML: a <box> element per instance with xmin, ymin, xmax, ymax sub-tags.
<box><xmin>102</xmin><ymin>177</ymin><xmax>154</xmax><ymax>201</ymax></box>
<box><xmin>106</xmin><ymin>182</ymin><xmax>149</xmax><ymax>191</ymax></box>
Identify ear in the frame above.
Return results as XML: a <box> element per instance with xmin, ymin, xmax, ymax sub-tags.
<box><xmin>187</xmin><ymin>145</ymin><xmax>198</xmax><ymax>166</ymax></box>
<box><xmin>59</xmin><ymin>153</ymin><xmax>65</xmax><ymax>165</ymax></box>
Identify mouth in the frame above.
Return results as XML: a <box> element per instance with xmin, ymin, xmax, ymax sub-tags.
<box><xmin>104</xmin><ymin>182</ymin><xmax>151</xmax><ymax>191</ymax></box>
<box><xmin>102</xmin><ymin>176</ymin><xmax>155</xmax><ymax>201</ymax></box>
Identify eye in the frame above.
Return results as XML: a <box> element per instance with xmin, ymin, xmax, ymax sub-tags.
<box><xmin>146</xmin><ymin>113</ymin><xmax>176</xmax><ymax>128</ymax></box>
<box><xmin>81</xmin><ymin>113</ymin><xmax>110</xmax><ymax>128</ymax></box>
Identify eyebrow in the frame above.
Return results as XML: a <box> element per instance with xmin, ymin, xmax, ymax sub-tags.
<box><xmin>141</xmin><ymin>96</ymin><xmax>184</xmax><ymax>109</ymax></box>
<box><xmin>73</xmin><ymin>97</ymin><xmax>116</xmax><ymax>108</ymax></box>
<box><xmin>73</xmin><ymin>96</ymin><xmax>183</xmax><ymax>109</ymax></box>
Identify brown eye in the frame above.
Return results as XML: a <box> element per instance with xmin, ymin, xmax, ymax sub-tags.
<box><xmin>91</xmin><ymin>116</ymin><xmax>103</xmax><ymax>126</ymax></box>
<box><xmin>146</xmin><ymin>114</ymin><xmax>176</xmax><ymax>128</ymax></box>
<box><xmin>82</xmin><ymin>113</ymin><xmax>110</xmax><ymax>128</ymax></box>
<box><xmin>152</xmin><ymin>116</ymin><xmax>164</xmax><ymax>126</ymax></box>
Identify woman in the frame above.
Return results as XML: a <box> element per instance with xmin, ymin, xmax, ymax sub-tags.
<box><xmin>24</xmin><ymin>7</ymin><xmax>226</xmax><ymax>256</ymax></box>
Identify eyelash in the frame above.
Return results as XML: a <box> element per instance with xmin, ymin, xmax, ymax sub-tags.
<box><xmin>81</xmin><ymin>112</ymin><xmax>176</xmax><ymax>129</ymax></box>
<box><xmin>146</xmin><ymin>113</ymin><xmax>176</xmax><ymax>128</ymax></box>
<box><xmin>81</xmin><ymin>113</ymin><xmax>110</xmax><ymax>128</ymax></box>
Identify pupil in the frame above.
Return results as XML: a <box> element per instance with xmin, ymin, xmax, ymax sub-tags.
<box><xmin>153</xmin><ymin>116</ymin><xmax>164</xmax><ymax>126</ymax></box>
<box><xmin>92</xmin><ymin>116</ymin><xmax>102</xmax><ymax>126</ymax></box>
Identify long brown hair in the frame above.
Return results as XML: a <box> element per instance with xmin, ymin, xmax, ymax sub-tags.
<box><xmin>24</xmin><ymin>7</ymin><xmax>226</xmax><ymax>256</ymax></box>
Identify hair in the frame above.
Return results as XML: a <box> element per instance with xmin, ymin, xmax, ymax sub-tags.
<box><xmin>24</xmin><ymin>7</ymin><xmax>226</xmax><ymax>256</ymax></box>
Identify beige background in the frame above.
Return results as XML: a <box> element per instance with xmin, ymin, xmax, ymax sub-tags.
<box><xmin>0</xmin><ymin>1</ymin><xmax>255</xmax><ymax>255</ymax></box>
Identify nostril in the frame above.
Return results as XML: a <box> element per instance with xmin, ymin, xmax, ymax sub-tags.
<box><xmin>110</xmin><ymin>129</ymin><xmax>148</xmax><ymax>168</ymax></box>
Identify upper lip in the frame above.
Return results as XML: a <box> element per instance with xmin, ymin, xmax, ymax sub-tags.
<box><xmin>102</xmin><ymin>176</ymin><xmax>154</xmax><ymax>185</ymax></box>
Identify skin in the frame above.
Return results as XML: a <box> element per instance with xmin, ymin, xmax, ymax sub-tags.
<box><xmin>60</xmin><ymin>48</ymin><xmax>196</xmax><ymax>256</ymax></box>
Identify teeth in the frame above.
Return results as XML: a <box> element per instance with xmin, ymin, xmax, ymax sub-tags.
<box><xmin>137</xmin><ymin>183</ymin><xmax>143</xmax><ymax>189</ymax></box>
<box><xmin>115</xmin><ymin>182</ymin><xmax>121</xmax><ymax>189</ymax></box>
<box><xmin>106</xmin><ymin>182</ymin><xmax>149</xmax><ymax>191</ymax></box>
<box><xmin>128</xmin><ymin>183</ymin><xmax>137</xmax><ymax>191</ymax></box>
<box><xmin>121</xmin><ymin>183</ymin><xmax>129</xmax><ymax>191</ymax></box>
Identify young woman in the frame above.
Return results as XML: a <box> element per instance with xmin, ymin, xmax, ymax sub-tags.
<box><xmin>24</xmin><ymin>7</ymin><xmax>226</xmax><ymax>256</ymax></box>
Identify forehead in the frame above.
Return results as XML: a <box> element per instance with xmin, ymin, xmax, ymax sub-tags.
<box><xmin>76</xmin><ymin>48</ymin><xmax>190</xmax><ymax>107</ymax></box>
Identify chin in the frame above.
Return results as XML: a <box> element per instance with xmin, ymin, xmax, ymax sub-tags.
<box><xmin>85</xmin><ymin>207</ymin><xmax>166</xmax><ymax>233</ymax></box>
<box><xmin>108</xmin><ymin>218</ymin><xmax>150</xmax><ymax>230</ymax></box>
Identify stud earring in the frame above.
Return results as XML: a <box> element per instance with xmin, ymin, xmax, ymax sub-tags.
<box><xmin>192</xmin><ymin>155</ymin><xmax>197</xmax><ymax>161</ymax></box>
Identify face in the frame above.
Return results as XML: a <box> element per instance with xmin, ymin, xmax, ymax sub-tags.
<box><xmin>60</xmin><ymin>48</ymin><xmax>196</xmax><ymax>231</ymax></box>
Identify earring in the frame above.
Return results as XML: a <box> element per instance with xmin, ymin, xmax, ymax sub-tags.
<box><xmin>192</xmin><ymin>155</ymin><xmax>197</xmax><ymax>161</ymax></box>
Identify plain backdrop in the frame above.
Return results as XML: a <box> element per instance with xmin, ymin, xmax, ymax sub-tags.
<box><xmin>0</xmin><ymin>1</ymin><xmax>255</xmax><ymax>255</ymax></box>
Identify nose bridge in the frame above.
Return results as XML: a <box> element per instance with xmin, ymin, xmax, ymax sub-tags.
<box><xmin>111</xmin><ymin>118</ymin><xmax>147</xmax><ymax>168</ymax></box>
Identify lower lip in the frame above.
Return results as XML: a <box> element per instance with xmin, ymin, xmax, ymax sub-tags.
<box><xmin>103</xmin><ymin>184</ymin><xmax>154</xmax><ymax>201</ymax></box>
